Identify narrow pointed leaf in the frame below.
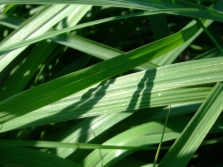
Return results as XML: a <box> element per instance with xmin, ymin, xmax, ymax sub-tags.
<box><xmin>1</xmin><ymin>0</ymin><xmax>223</xmax><ymax>22</ymax></box>
<box><xmin>0</xmin><ymin>140</ymin><xmax>153</xmax><ymax>150</ymax></box>
<box><xmin>0</xmin><ymin>5</ymin><xmax>91</xmax><ymax>100</ymax></box>
<box><xmin>54</xmin><ymin>102</ymin><xmax>201</xmax><ymax>158</ymax></box>
<box><xmin>0</xmin><ymin>12</ymin><xmax>158</xmax><ymax>69</ymax></box>
<box><xmin>2</xmin><ymin>56</ymin><xmax>223</xmax><ymax>131</ymax></box>
<box><xmin>0</xmin><ymin>4</ymin><xmax>80</xmax><ymax>73</ymax></box>
<box><xmin>159</xmin><ymin>82</ymin><xmax>223</xmax><ymax>167</ymax></box>
<box><xmin>0</xmin><ymin>24</ymin><xmax>199</xmax><ymax>124</ymax></box>
<box><xmin>0</xmin><ymin>8</ymin><xmax>205</xmax><ymax>55</ymax></box>
<box><xmin>151</xmin><ymin>0</ymin><xmax>223</xmax><ymax>65</ymax></box>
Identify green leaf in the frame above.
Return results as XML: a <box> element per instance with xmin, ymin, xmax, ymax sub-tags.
<box><xmin>0</xmin><ymin>23</ymin><xmax>200</xmax><ymax>124</ymax></box>
<box><xmin>0</xmin><ymin>1</ymin><xmax>223</xmax><ymax>167</ymax></box>
<box><xmin>152</xmin><ymin>0</ymin><xmax>223</xmax><ymax>65</ymax></box>
<box><xmin>0</xmin><ymin>41</ymin><xmax>57</xmax><ymax>100</ymax></box>
<box><xmin>0</xmin><ymin>5</ymin><xmax>91</xmax><ymax>100</ymax></box>
<box><xmin>151</xmin><ymin>19</ymin><xmax>213</xmax><ymax>66</ymax></box>
<box><xmin>0</xmin><ymin>12</ymin><xmax>158</xmax><ymax>70</ymax></box>
<box><xmin>150</xmin><ymin>0</ymin><xmax>223</xmax><ymax>65</ymax></box>
<box><xmin>49</xmin><ymin>102</ymin><xmax>200</xmax><ymax>158</ymax></box>
<box><xmin>0</xmin><ymin>8</ymin><xmax>205</xmax><ymax>55</ymax></box>
<box><xmin>158</xmin><ymin>82</ymin><xmax>223</xmax><ymax>167</ymax></box>
<box><xmin>195</xmin><ymin>18</ymin><xmax>223</xmax><ymax>53</ymax></box>
<box><xmin>0</xmin><ymin>140</ymin><xmax>154</xmax><ymax>150</ymax></box>
<box><xmin>2</xmin><ymin>55</ymin><xmax>223</xmax><ymax>131</ymax></box>
<box><xmin>81</xmin><ymin>121</ymin><xmax>181</xmax><ymax>167</ymax></box>
<box><xmin>1</xmin><ymin>0</ymin><xmax>223</xmax><ymax>23</ymax></box>
<box><xmin>81</xmin><ymin>113</ymin><xmax>223</xmax><ymax>167</ymax></box>
<box><xmin>0</xmin><ymin>4</ymin><xmax>81</xmax><ymax>73</ymax></box>
<box><xmin>1</xmin><ymin>85</ymin><xmax>212</xmax><ymax>132</ymax></box>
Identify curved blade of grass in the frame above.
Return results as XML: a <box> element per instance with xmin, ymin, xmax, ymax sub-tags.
<box><xmin>195</xmin><ymin>18</ymin><xmax>223</xmax><ymax>53</ymax></box>
<box><xmin>158</xmin><ymin>82</ymin><xmax>223</xmax><ymax>167</ymax></box>
<box><xmin>81</xmin><ymin>118</ymin><xmax>186</xmax><ymax>167</ymax></box>
<box><xmin>153</xmin><ymin>105</ymin><xmax>171</xmax><ymax>167</ymax></box>
<box><xmin>0</xmin><ymin>140</ymin><xmax>155</xmax><ymax>150</ymax></box>
<box><xmin>0</xmin><ymin>13</ymin><xmax>158</xmax><ymax>70</ymax></box>
<box><xmin>51</xmin><ymin>34</ymin><xmax>158</xmax><ymax>69</ymax></box>
<box><xmin>54</xmin><ymin>102</ymin><xmax>201</xmax><ymax>158</ymax></box>
<box><xmin>1</xmin><ymin>55</ymin><xmax>223</xmax><ymax>131</ymax></box>
<box><xmin>50</xmin><ymin>34</ymin><xmax>158</xmax><ymax>70</ymax></box>
<box><xmin>0</xmin><ymin>41</ymin><xmax>57</xmax><ymax>101</ymax></box>
<box><xmin>0</xmin><ymin>146</ymin><xmax>80</xmax><ymax>167</ymax></box>
<box><xmin>81</xmin><ymin>114</ymin><xmax>223</xmax><ymax>167</ymax></box>
<box><xmin>0</xmin><ymin>5</ymin><xmax>92</xmax><ymax>100</ymax></box>
<box><xmin>0</xmin><ymin>24</ymin><xmax>199</xmax><ymax>124</ymax></box>
<box><xmin>0</xmin><ymin>8</ymin><xmax>204</xmax><ymax>55</ymax></box>
<box><xmin>151</xmin><ymin>0</ymin><xmax>223</xmax><ymax>65</ymax></box>
<box><xmin>0</xmin><ymin>85</ymin><xmax>212</xmax><ymax>132</ymax></box>
<box><xmin>151</xmin><ymin>19</ymin><xmax>213</xmax><ymax>66</ymax></box>
<box><xmin>1</xmin><ymin>0</ymin><xmax>223</xmax><ymax>23</ymax></box>
<box><xmin>0</xmin><ymin>4</ymin><xmax>81</xmax><ymax>73</ymax></box>
<box><xmin>70</xmin><ymin>41</ymin><xmax>154</xmax><ymax>71</ymax></box>
<box><xmin>27</xmin><ymin>102</ymin><xmax>197</xmax><ymax>159</ymax></box>
<box><xmin>4</xmin><ymin>100</ymin><xmax>221</xmax><ymax>164</ymax></box>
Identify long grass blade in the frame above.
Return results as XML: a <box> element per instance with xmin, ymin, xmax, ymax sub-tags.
<box><xmin>0</xmin><ymin>5</ymin><xmax>91</xmax><ymax>100</ymax></box>
<box><xmin>0</xmin><ymin>140</ymin><xmax>157</xmax><ymax>150</ymax></box>
<box><xmin>158</xmin><ymin>82</ymin><xmax>223</xmax><ymax>167</ymax></box>
<box><xmin>1</xmin><ymin>56</ymin><xmax>223</xmax><ymax>131</ymax></box>
<box><xmin>54</xmin><ymin>102</ymin><xmax>200</xmax><ymax>158</ymax></box>
<box><xmin>0</xmin><ymin>4</ymin><xmax>80</xmax><ymax>73</ymax></box>
<box><xmin>1</xmin><ymin>0</ymin><xmax>223</xmax><ymax>23</ymax></box>
<box><xmin>0</xmin><ymin>12</ymin><xmax>158</xmax><ymax>69</ymax></box>
<box><xmin>0</xmin><ymin>8</ymin><xmax>205</xmax><ymax>55</ymax></box>
<box><xmin>0</xmin><ymin>24</ymin><xmax>199</xmax><ymax>124</ymax></box>
<box><xmin>153</xmin><ymin>105</ymin><xmax>171</xmax><ymax>167</ymax></box>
